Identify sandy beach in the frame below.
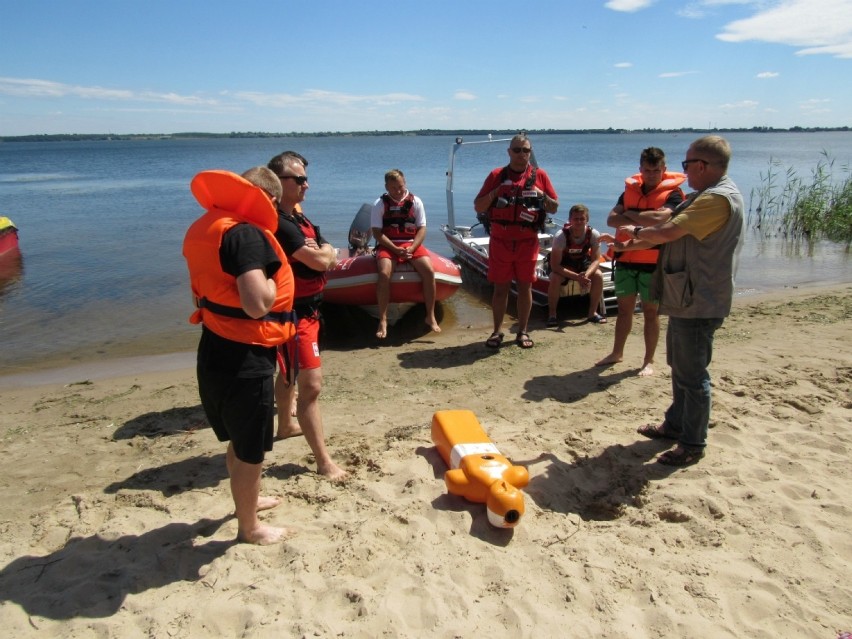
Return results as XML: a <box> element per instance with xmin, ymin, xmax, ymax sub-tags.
<box><xmin>0</xmin><ymin>283</ymin><xmax>850</xmax><ymax>638</ymax></box>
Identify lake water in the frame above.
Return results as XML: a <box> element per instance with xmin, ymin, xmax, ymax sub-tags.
<box><xmin>1</xmin><ymin>132</ymin><xmax>850</xmax><ymax>371</ymax></box>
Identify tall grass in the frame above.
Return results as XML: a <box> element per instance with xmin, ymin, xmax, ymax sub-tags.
<box><xmin>747</xmin><ymin>152</ymin><xmax>852</xmax><ymax>252</ymax></box>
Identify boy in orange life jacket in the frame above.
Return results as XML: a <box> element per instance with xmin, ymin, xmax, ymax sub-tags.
<box><xmin>546</xmin><ymin>204</ymin><xmax>605</xmax><ymax>325</ymax></box>
<box><xmin>183</xmin><ymin>166</ymin><xmax>292</xmax><ymax>545</ymax></box>
<box><xmin>597</xmin><ymin>147</ymin><xmax>685</xmax><ymax>377</ymax></box>
<box><xmin>370</xmin><ymin>169</ymin><xmax>439</xmax><ymax>339</ymax></box>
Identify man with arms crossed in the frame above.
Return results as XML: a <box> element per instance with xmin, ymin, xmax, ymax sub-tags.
<box><xmin>268</xmin><ymin>151</ymin><xmax>347</xmax><ymax>481</ymax></box>
<box><xmin>597</xmin><ymin>147</ymin><xmax>685</xmax><ymax>376</ymax></box>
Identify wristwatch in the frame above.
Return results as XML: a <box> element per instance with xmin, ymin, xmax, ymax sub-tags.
<box><xmin>633</xmin><ymin>226</ymin><xmax>643</xmax><ymax>239</ymax></box>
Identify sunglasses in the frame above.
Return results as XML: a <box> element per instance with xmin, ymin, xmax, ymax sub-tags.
<box><xmin>681</xmin><ymin>159</ymin><xmax>708</xmax><ymax>171</ymax></box>
<box><xmin>278</xmin><ymin>174</ymin><xmax>308</xmax><ymax>185</ymax></box>
<box><xmin>511</xmin><ymin>147</ymin><xmax>532</xmax><ymax>154</ymax></box>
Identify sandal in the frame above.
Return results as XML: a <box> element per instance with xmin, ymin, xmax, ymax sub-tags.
<box><xmin>546</xmin><ymin>316</ymin><xmax>559</xmax><ymax>328</ymax></box>
<box><xmin>485</xmin><ymin>332</ymin><xmax>504</xmax><ymax>348</ymax></box>
<box><xmin>657</xmin><ymin>447</ymin><xmax>705</xmax><ymax>467</ymax></box>
<box><xmin>515</xmin><ymin>332</ymin><xmax>534</xmax><ymax>349</ymax></box>
<box><xmin>588</xmin><ymin>313</ymin><xmax>607</xmax><ymax>324</ymax></box>
<box><xmin>637</xmin><ymin>423</ymin><xmax>679</xmax><ymax>441</ymax></box>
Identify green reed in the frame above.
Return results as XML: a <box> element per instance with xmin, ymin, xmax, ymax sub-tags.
<box><xmin>747</xmin><ymin>152</ymin><xmax>852</xmax><ymax>251</ymax></box>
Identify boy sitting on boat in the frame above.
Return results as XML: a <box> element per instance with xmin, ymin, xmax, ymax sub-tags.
<box><xmin>370</xmin><ymin>169</ymin><xmax>440</xmax><ymax>338</ymax></box>
<box><xmin>546</xmin><ymin>204</ymin><xmax>606</xmax><ymax>326</ymax></box>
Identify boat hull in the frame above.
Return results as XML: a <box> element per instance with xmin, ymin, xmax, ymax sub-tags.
<box><xmin>324</xmin><ymin>248</ymin><xmax>462</xmax><ymax>307</ymax></box>
<box><xmin>442</xmin><ymin>224</ymin><xmax>616</xmax><ymax>310</ymax></box>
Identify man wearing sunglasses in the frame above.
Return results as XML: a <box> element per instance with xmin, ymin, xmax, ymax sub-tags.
<box><xmin>267</xmin><ymin>151</ymin><xmax>347</xmax><ymax>482</ymax></box>
<box><xmin>615</xmin><ymin>135</ymin><xmax>743</xmax><ymax>467</ymax></box>
<box><xmin>473</xmin><ymin>134</ymin><xmax>559</xmax><ymax>349</ymax></box>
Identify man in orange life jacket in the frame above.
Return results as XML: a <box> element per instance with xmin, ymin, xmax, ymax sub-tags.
<box><xmin>597</xmin><ymin>147</ymin><xmax>685</xmax><ymax>377</ymax></box>
<box><xmin>473</xmin><ymin>134</ymin><xmax>559</xmax><ymax>349</ymax></box>
<box><xmin>183</xmin><ymin>166</ymin><xmax>294</xmax><ymax>545</ymax></box>
<box><xmin>370</xmin><ymin>169</ymin><xmax>439</xmax><ymax>338</ymax></box>
<box><xmin>268</xmin><ymin>151</ymin><xmax>347</xmax><ymax>482</ymax></box>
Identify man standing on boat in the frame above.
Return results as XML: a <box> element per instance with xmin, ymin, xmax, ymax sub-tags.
<box><xmin>370</xmin><ymin>168</ymin><xmax>439</xmax><ymax>338</ymax></box>
<box><xmin>268</xmin><ymin>151</ymin><xmax>347</xmax><ymax>481</ymax></box>
<box><xmin>596</xmin><ymin>147</ymin><xmax>686</xmax><ymax>376</ymax></box>
<box><xmin>473</xmin><ymin>134</ymin><xmax>559</xmax><ymax>349</ymax></box>
<box><xmin>617</xmin><ymin>135</ymin><xmax>743</xmax><ymax>467</ymax></box>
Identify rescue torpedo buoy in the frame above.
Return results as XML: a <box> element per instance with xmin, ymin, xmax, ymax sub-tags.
<box><xmin>431</xmin><ymin>409</ymin><xmax>529</xmax><ymax>528</ymax></box>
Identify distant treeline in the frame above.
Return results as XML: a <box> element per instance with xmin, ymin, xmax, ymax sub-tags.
<box><xmin>2</xmin><ymin>126</ymin><xmax>850</xmax><ymax>143</ymax></box>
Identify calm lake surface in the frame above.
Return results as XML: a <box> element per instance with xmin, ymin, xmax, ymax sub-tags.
<box><xmin>1</xmin><ymin>132</ymin><xmax>850</xmax><ymax>371</ymax></box>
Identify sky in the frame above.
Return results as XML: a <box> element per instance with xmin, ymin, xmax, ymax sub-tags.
<box><xmin>1</xmin><ymin>0</ymin><xmax>850</xmax><ymax>135</ymax></box>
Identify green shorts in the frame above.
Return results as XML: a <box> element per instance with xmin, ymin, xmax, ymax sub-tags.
<box><xmin>614</xmin><ymin>266</ymin><xmax>656</xmax><ymax>302</ymax></box>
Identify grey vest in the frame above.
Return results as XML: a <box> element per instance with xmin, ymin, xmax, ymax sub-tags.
<box><xmin>653</xmin><ymin>175</ymin><xmax>744</xmax><ymax>318</ymax></box>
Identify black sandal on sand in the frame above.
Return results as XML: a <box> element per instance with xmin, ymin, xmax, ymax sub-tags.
<box><xmin>657</xmin><ymin>447</ymin><xmax>705</xmax><ymax>467</ymax></box>
<box><xmin>485</xmin><ymin>332</ymin><xmax>504</xmax><ymax>348</ymax></box>
<box><xmin>515</xmin><ymin>332</ymin><xmax>534</xmax><ymax>349</ymax></box>
<box><xmin>588</xmin><ymin>313</ymin><xmax>607</xmax><ymax>324</ymax></box>
<box><xmin>546</xmin><ymin>316</ymin><xmax>558</xmax><ymax>328</ymax></box>
<box><xmin>637</xmin><ymin>423</ymin><xmax>679</xmax><ymax>441</ymax></box>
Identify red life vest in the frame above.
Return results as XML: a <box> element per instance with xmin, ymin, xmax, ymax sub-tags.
<box><xmin>488</xmin><ymin>165</ymin><xmax>544</xmax><ymax>239</ymax></box>
<box><xmin>559</xmin><ymin>226</ymin><xmax>593</xmax><ymax>270</ymax></box>
<box><xmin>183</xmin><ymin>170</ymin><xmax>295</xmax><ymax>346</ymax></box>
<box><xmin>381</xmin><ymin>193</ymin><xmax>417</xmax><ymax>240</ymax></box>
<box><xmin>278</xmin><ymin>210</ymin><xmax>327</xmax><ymax>299</ymax></box>
<box><xmin>614</xmin><ymin>171</ymin><xmax>686</xmax><ymax>266</ymax></box>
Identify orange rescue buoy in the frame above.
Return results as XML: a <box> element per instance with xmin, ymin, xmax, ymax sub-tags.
<box><xmin>431</xmin><ymin>409</ymin><xmax>529</xmax><ymax>528</ymax></box>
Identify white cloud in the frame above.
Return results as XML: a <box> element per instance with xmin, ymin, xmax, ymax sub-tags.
<box><xmin>658</xmin><ymin>71</ymin><xmax>699</xmax><ymax>78</ymax></box>
<box><xmin>719</xmin><ymin>100</ymin><xmax>760</xmax><ymax>109</ymax></box>
<box><xmin>717</xmin><ymin>0</ymin><xmax>852</xmax><ymax>58</ymax></box>
<box><xmin>0</xmin><ymin>77</ymin><xmax>215</xmax><ymax>105</ymax></box>
<box><xmin>232</xmin><ymin>89</ymin><xmax>424</xmax><ymax>108</ymax></box>
<box><xmin>614</xmin><ymin>62</ymin><xmax>633</xmax><ymax>68</ymax></box>
<box><xmin>604</xmin><ymin>0</ymin><xmax>655</xmax><ymax>12</ymax></box>
<box><xmin>756</xmin><ymin>71</ymin><xmax>779</xmax><ymax>79</ymax></box>
<box><xmin>453</xmin><ymin>91</ymin><xmax>477</xmax><ymax>101</ymax></box>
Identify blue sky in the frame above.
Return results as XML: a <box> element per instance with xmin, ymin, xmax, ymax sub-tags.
<box><xmin>1</xmin><ymin>0</ymin><xmax>850</xmax><ymax>135</ymax></box>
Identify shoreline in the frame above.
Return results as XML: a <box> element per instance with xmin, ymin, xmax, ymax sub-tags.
<box><xmin>0</xmin><ymin>280</ymin><xmax>845</xmax><ymax>389</ymax></box>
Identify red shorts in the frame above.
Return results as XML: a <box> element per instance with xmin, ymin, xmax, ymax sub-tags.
<box><xmin>281</xmin><ymin>314</ymin><xmax>321</xmax><ymax>376</ymax></box>
<box><xmin>487</xmin><ymin>236</ymin><xmax>539</xmax><ymax>284</ymax></box>
<box><xmin>375</xmin><ymin>241</ymin><xmax>429</xmax><ymax>263</ymax></box>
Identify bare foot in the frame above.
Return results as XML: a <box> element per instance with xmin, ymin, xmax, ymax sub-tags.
<box><xmin>275</xmin><ymin>424</ymin><xmax>303</xmax><ymax>441</ymax></box>
<box><xmin>318</xmin><ymin>461</ymin><xmax>349</xmax><ymax>483</ymax></box>
<box><xmin>425</xmin><ymin>318</ymin><xmax>441</xmax><ymax>333</ymax></box>
<box><xmin>256</xmin><ymin>496</ymin><xmax>281</xmax><ymax>512</ymax></box>
<box><xmin>237</xmin><ymin>524</ymin><xmax>291</xmax><ymax>545</ymax></box>
<box><xmin>376</xmin><ymin>319</ymin><xmax>387</xmax><ymax>339</ymax></box>
<box><xmin>290</xmin><ymin>392</ymin><xmax>298</xmax><ymax>417</ymax></box>
<box><xmin>638</xmin><ymin>362</ymin><xmax>655</xmax><ymax>377</ymax></box>
<box><xmin>595</xmin><ymin>353</ymin><xmax>622</xmax><ymax>367</ymax></box>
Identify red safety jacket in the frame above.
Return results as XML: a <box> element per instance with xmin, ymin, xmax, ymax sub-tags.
<box><xmin>559</xmin><ymin>226</ymin><xmax>593</xmax><ymax>270</ymax></box>
<box><xmin>488</xmin><ymin>165</ymin><xmax>545</xmax><ymax>239</ymax></box>
<box><xmin>183</xmin><ymin>170</ymin><xmax>295</xmax><ymax>346</ymax></box>
<box><xmin>381</xmin><ymin>193</ymin><xmax>418</xmax><ymax>240</ymax></box>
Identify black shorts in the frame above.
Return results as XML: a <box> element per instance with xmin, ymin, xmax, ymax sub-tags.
<box><xmin>197</xmin><ymin>369</ymin><xmax>274</xmax><ymax>464</ymax></box>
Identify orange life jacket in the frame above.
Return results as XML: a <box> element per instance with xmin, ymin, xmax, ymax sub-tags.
<box><xmin>183</xmin><ymin>170</ymin><xmax>295</xmax><ymax>346</ymax></box>
<box><xmin>381</xmin><ymin>192</ymin><xmax>417</xmax><ymax>240</ymax></box>
<box><xmin>614</xmin><ymin>171</ymin><xmax>686</xmax><ymax>266</ymax></box>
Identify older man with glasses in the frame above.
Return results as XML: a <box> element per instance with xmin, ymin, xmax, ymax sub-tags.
<box><xmin>615</xmin><ymin>135</ymin><xmax>744</xmax><ymax>467</ymax></box>
<box><xmin>473</xmin><ymin>134</ymin><xmax>559</xmax><ymax>349</ymax></box>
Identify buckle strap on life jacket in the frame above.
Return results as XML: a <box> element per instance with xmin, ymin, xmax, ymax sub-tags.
<box><xmin>198</xmin><ymin>297</ymin><xmax>296</xmax><ymax>324</ymax></box>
